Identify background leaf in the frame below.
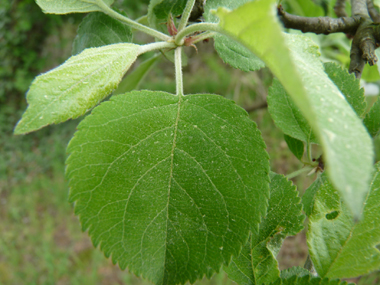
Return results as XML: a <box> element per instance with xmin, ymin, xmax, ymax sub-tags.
<box><xmin>153</xmin><ymin>0</ymin><xmax>186</xmax><ymax>20</ymax></box>
<box><xmin>204</xmin><ymin>0</ymin><xmax>264</xmax><ymax>72</ymax></box>
<box><xmin>14</xmin><ymin>43</ymin><xmax>140</xmax><ymax>134</ymax></box>
<box><xmin>364</xmin><ymin>98</ymin><xmax>380</xmax><ymax>137</ymax></box>
<box><xmin>302</xmin><ymin>175</ymin><xmax>324</xmax><ymax>217</ymax></box>
<box><xmin>36</xmin><ymin>0</ymin><xmax>114</xmax><ymax>14</ymax></box>
<box><xmin>323</xmin><ymin>62</ymin><xmax>366</xmax><ymax>117</ymax></box>
<box><xmin>225</xmin><ymin>173</ymin><xmax>304</xmax><ymax>285</ymax></box>
<box><xmin>268</xmin><ymin>274</ymin><xmax>350</xmax><ymax>285</ymax></box>
<box><xmin>216</xmin><ymin>0</ymin><xmax>374</xmax><ymax>218</ymax></box>
<box><xmin>307</xmin><ymin>164</ymin><xmax>380</xmax><ymax>278</ymax></box>
<box><xmin>66</xmin><ymin>91</ymin><xmax>270</xmax><ymax>285</ymax></box>
<box><xmin>72</xmin><ymin>12</ymin><xmax>133</xmax><ymax>55</ymax></box>
<box><xmin>284</xmin><ymin>135</ymin><xmax>304</xmax><ymax>161</ymax></box>
<box><xmin>268</xmin><ymin>79</ymin><xmax>318</xmax><ymax>144</ymax></box>
<box><xmin>113</xmin><ymin>54</ymin><xmax>161</xmax><ymax>95</ymax></box>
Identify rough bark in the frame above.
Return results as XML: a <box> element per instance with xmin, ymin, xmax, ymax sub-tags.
<box><xmin>278</xmin><ymin>0</ymin><xmax>380</xmax><ymax>78</ymax></box>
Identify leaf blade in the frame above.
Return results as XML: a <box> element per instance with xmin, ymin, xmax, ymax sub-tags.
<box><xmin>204</xmin><ymin>0</ymin><xmax>265</xmax><ymax>72</ymax></box>
<box><xmin>66</xmin><ymin>91</ymin><xmax>270</xmax><ymax>285</ymax></box>
<box><xmin>36</xmin><ymin>0</ymin><xmax>114</xmax><ymax>14</ymax></box>
<box><xmin>225</xmin><ymin>173</ymin><xmax>305</xmax><ymax>285</ymax></box>
<box><xmin>14</xmin><ymin>43</ymin><xmax>140</xmax><ymax>134</ymax></box>
<box><xmin>216</xmin><ymin>0</ymin><xmax>374</xmax><ymax>218</ymax></box>
<box><xmin>307</xmin><ymin>164</ymin><xmax>380</xmax><ymax>278</ymax></box>
<box><xmin>72</xmin><ymin>12</ymin><xmax>133</xmax><ymax>55</ymax></box>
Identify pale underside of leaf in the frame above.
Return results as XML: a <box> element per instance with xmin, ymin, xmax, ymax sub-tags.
<box><xmin>36</xmin><ymin>0</ymin><xmax>114</xmax><ymax>14</ymax></box>
<box><xmin>66</xmin><ymin>91</ymin><xmax>270</xmax><ymax>285</ymax></box>
<box><xmin>14</xmin><ymin>43</ymin><xmax>140</xmax><ymax>134</ymax></box>
<box><xmin>307</xmin><ymin>165</ymin><xmax>380</xmax><ymax>278</ymax></box>
<box><xmin>216</xmin><ymin>0</ymin><xmax>373</xmax><ymax>218</ymax></box>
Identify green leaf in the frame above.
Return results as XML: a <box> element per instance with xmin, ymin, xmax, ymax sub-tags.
<box><xmin>204</xmin><ymin>0</ymin><xmax>264</xmax><ymax>72</ymax></box>
<box><xmin>72</xmin><ymin>12</ymin><xmax>133</xmax><ymax>55</ymax></box>
<box><xmin>216</xmin><ymin>0</ymin><xmax>374</xmax><ymax>218</ymax></box>
<box><xmin>36</xmin><ymin>0</ymin><xmax>114</xmax><ymax>14</ymax></box>
<box><xmin>308</xmin><ymin>164</ymin><xmax>380</xmax><ymax>278</ymax></box>
<box><xmin>364</xmin><ymin>97</ymin><xmax>380</xmax><ymax>137</ymax></box>
<box><xmin>66</xmin><ymin>91</ymin><xmax>270</xmax><ymax>285</ymax></box>
<box><xmin>213</xmin><ymin>34</ymin><xmax>265</xmax><ymax>72</ymax></box>
<box><xmin>153</xmin><ymin>0</ymin><xmax>186</xmax><ymax>19</ymax></box>
<box><xmin>324</xmin><ymin>62</ymin><xmax>366</xmax><ymax>118</ymax></box>
<box><xmin>284</xmin><ymin>135</ymin><xmax>304</xmax><ymax>161</ymax></box>
<box><xmin>268</xmin><ymin>79</ymin><xmax>318</xmax><ymax>144</ymax></box>
<box><xmin>280</xmin><ymin>267</ymin><xmax>310</xmax><ymax>279</ymax></box>
<box><xmin>268</xmin><ymin>274</ymin><xmax>350</xmax><ymax>285</ymax></box>
<box><xmin>14</xmin><ymin>43</ymin><xmax>140</xmax><ymax>134</ymax></box>
<box><xmin>224</xmin><ymin>173</ymin><xmax>304</xmax><ymax>285</ymax></box>
<box><xmin>302</xmin><ymin>175</ymin><xmax>324</xmax><ymax>217</ymax></box>
<box><xmin>113</xmin><ymin>54</ymin><xmax>161</xmax><ymax>95</ymax></box>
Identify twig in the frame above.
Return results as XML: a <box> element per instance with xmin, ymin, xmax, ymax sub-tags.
<box><xmin>334</xmin><ymin>0</ymin><xmax>348</xmax><ymax>17</ymax></box>
<box><xmin>278</xmin><ymin>5</ymin><xmax>361</xmax><ymax>35</ymax></box>
<box><xmin>352</xmin><ymin>0</ymin><xmax>370</xmax><ymax>17</ymax></box>
<box><xmin>367</xmin><ymin>0</ymin><xmax>380</xmax><ymax>22</ymax></box>
<box><xmin>244</xmin><ymin>102</ymin><xmax>267</xmax><ymax>113</ymax></box>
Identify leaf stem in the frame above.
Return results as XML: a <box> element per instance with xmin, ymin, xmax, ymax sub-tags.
<box><xmin>96</xmin><ymin>0</ymin><xmax>171</xmax><ymax>41</ymax></box>
<box><xmin>178</xmin><ymin>0</ymin><xmax>197</xmax><ymax>31</ymax></box>
<box><xmin>138</xmin><ymin>41</ymin><xmax>176</xmax><ymax>54</ymax></box>
<box><xmin>175</xmin><ymin>22</ymin><xmax>221</xmax><ymax>45</ymax></box>
<box><xmin>286</xmin><ymin>166</ymin><xmax>314</xmax><ymax>179</ymax></box>
<box><xmin>306</xmin><ymin>142</ymin><xmax>313</xmax><ymax>163</ymax></box>
<box><xmin>175</xmin><ymin>47</ymin><xmax>184</xmax><ymax>96</ymax></box>
<box><xmin>191</xmin><ymin>31</ymin><xmax>217</xmax><ymax>44</ymax></box>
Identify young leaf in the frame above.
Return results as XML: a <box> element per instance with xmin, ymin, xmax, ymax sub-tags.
<box><xmin>36</xmin><ymin>0</ymin><xmax>114</xmax><ymax>14</ymax></box>
<box><xmin>268</xmin><ymin>79</ymin><xmax>318</xmax><ymax>144</ymax></box>
<box><xmin>324</xmin><ymin>62</ymin><xmax>366</xmax><ymax>118</ymax></box>
<box><xmin>224</xmin><ymin>173</ymin><xmax>304</xmax><ymax>285</ymax></box>
<box><xmin>72</xmin><ymin>12</ymin><xmax>133</xmax><ymax>55</ymax></box>
<box><xmin>364</xmin><ymin>97</ymin><xmax>380</xmax><ymax>137</ymax></box>
<box><xmin>113</xmin><ymin>54</ymin><xmax>161</xmax><ymax>95</ymax></box>
<box><xmin>284</xmin><ymin>135</ymin><xmax>304</xmax><ymax>161</ymax></box>
<box><xmin>307</xmin><ymin>163</ymin><xmax>380</xmax><ymax>279</ymax></box>
<box><xmin>14</xmin><ymin>43</ymin><xmax>140</xmax><ymax>134</ymax></box>
<box><xmin>216</xmin><ymin>0</ymin><xmax>374</xmax><ymax>218</ymax></box>
<box><xmin>66</xmin><ymin>91</ymin><xmax>270</xmax><ymax>285</ymax></box>
<box><xmin>204</xmin><ymin>0</ymin><xmax>265</xmax><ymax>72</ymax></box>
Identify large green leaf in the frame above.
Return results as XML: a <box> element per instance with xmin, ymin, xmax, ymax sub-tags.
<box><xmin>14</xmin><ymin>43</ymin><xmax>140</xmax><ymax>134</ymax></box>
<box><xmin>364</xmin><ymin>98</ymin><xmax>380</xmax><ymax>137</ymax></box>
<box><xmin>204</xmin><ymin>0</ymin><xmax>264</xmax><ymax>72</ymax></box>
<box><xmin>66</xmin><ymin>91</ymin><xmax>270</xmax><ymax>285</ymax></box>
<box><xmin>307</xmin><ymin>163</ymin><xmax>380</xmax><ymax>278</ymax></box>
<box><xmin>216</xmin><ymin>0</ymin><xmax>374</xmax><ymax>218</ymax></box>
<box><xmin>36</xmin><ymin>0</ymin><xmax>114</xmax><ymax>14</ymax></box>
<box><xmin>224</xmin><ymin>173</ymin><xmax>304</xmax><ymax>285</ymax></box>
<box><xmin>72</xmin><ymin>12</ymin><xmax>133</xmax><ymax>55</ymax></box>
